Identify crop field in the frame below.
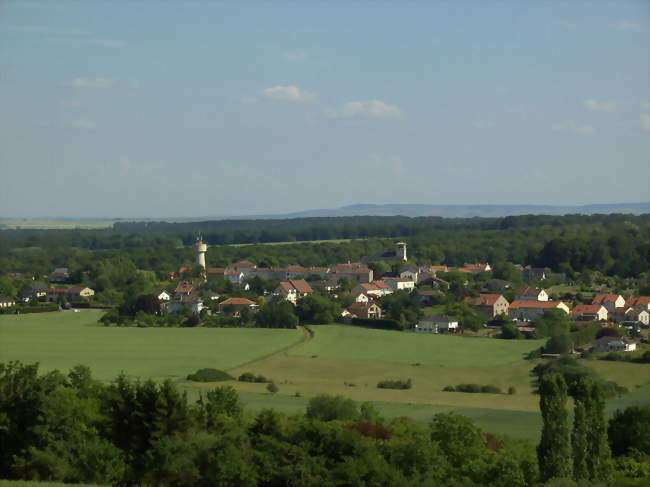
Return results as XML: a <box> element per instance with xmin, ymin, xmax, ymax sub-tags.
<box><xmin>2</xmin><ymin>313</ymin><xmax>649</xmax><ymax>441</ymax></box>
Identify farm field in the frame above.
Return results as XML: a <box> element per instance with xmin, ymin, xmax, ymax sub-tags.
<box><xmin>0</xmin><ymin>311</ymin><xmax>302</xmax><ymax>382</ymax></box>
<box><xmin>2</xmin><ymin>313</ymin><xmax>649</xmax><ymax>441</ymax></box>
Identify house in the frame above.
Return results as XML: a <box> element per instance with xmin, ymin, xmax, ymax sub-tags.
<box><xmin>0</xmin><ymin>296</ymin><xmax>15</xmax><ymax>308</ymax></box>
<box><xmin>509</xmin><ymin>300</ymin><xmax>570</xmax><ymax>321</ymax></box>
<box><xmin>346</xmin><ymin>302</ymin><xmax>382</xmax><ymax>319</ymax></box>
<box><xmin>350</xmin><ymin>292</ymin><xmax>369</xmax><ymax>303</ymax></box>
<box><xmin>218</xmin><ymin>297</ymin><xmax>257</xmax><ymax>315</ymax></box>
<box><xmin>18</xmin><ymin>282</ymin><xmax>48</xmax><ymax>302</ymax></box>
<box><xmin>382</xmin><ymin>277</ymin><xmax>416</xmax><ymax>292</ymax></box>
<box><xmin>329</xmin><ymin>263</ymin><xmax>373</xmax><ymax>283</ymax></box>
<box><xmin>522</xmin><ymin>267</ymin><xmax>547</xmax><ymax>281</ymax></box>
<box><xmin>415</xmin><ymin>315</ymin><xmax>459</xmax><ymax>333</ymax></box>
<box><xmin>463</xmin><ymin>263</ymin><xmax>492</xmax><ymax>273</ymax></box>
<box><xmin>174</xmin><ymin>281</ymin><xmax>196</xmax><ymax>296</ymax></box>
<box><xmin>65</xmin><ymin>287</ymin><xmax>95</xmax><ymax>300</ymax></box>
<box><xmin>428</xmin><ymin>265</ymin><xmax>449</xmax><ymax>275</ymax></box>
<box><xmin>470</xmin><ymin>294</ymin><xmax>509</xmax><ymax>317</ymax></box>
<box><xmin>624</xmin><ymin>308</ymin><xmax>649</xmax><ymax>326</ymax></box>
<box><xmin>206</xmin><ymin>267</ymin><xmax>226</xmax><ymax>279</ymax></box>
<box><xmin>225</xmin><ymin>260</ymin><xmax>257</xmax><ymax>275</ymax></box>
<box><xmin>592</xmin><ymin>294</ymin><xmax>626</xmax><ymax>312</ymax></box>
<box><xmin>624</xmin><ymin>296</ymin><xmax>650</xmax><ymax>312</ymax></box>
<box><xmin>593</xmin><ymin>336</ymin><xmax>637</xmax><ymax>353</ymax></box>
<box><xmin>515</xmin><ymin>286</ymin><xmax>549</xmax><ymax>302</ymax></box>
<box><xmin>168</xmin><ymin>292</ymin><xmax>204</xmax><ymax>315</ymax></box>
<box><xmin>570</xmin><ymin>304</ymin><xmax>608</xmax><ymax>322</ymax></box>
<box><xmin>399</xmin><ymin>265</ymin><xmax>420</xmax><ymax>282</ymax></box>
<box><xmin>360</xmin><ymin>242</ymin><xmax>408</xmax><ymax>264</ymax></box>
<box><xmin>49</xmin><ymin>268</ymin><xmax>70</xmax><ymax>283</ymax></box>
<box><xmin>155</xmin><ymin>290</ymin><xmax>172</xmax><ymax>301</ymax></box>
<box><xmin>225</xmin><ymin>270</ymin><xmax>246</xmax><ymax>286</ymax></box>
<box><xmin>274</xmin><ymin>279</ymin><xmax>314</xmax><ymax>304</ymax></box>
<box><xmin>352</xmin><ymin>281</ymin><xmax>392</xmax><ymax>298</ymax></box>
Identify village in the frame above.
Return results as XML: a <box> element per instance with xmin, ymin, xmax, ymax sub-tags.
<box><xmin>1</xmin><ymin>240</ymin><xmax>648</xmax><ymax>355</ymax></box>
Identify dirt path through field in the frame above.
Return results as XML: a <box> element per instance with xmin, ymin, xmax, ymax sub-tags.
<box><xmin>226</xmin><ymin>325</ymin><xmax>314</xmax><ymax>372</ymax></box>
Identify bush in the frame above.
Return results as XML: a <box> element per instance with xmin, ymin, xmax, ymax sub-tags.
<box><xmin>350</xmin><ymin>317</ymin><xmax>403</xmax><ymax>331</ymax></box>
<box><xmin>456</xmin><ymin>383</ymin><xmax>482</xmax><ymax>393</ymax></box>
<box><xmin>186</xmin><ymin>368</ymin><xmax>234</xmax><ymax>382</ymax></box>
<box><xmin>377</xmin><ymin>378</ymin><xmax>412</xmax><ymax>390</ymax></box>
<box><xmin>306</xmin><ymin>394</ymin><xmax>358</xmax><ymax>422</ymax></box>
<box><xmin>266</xmin><ymin>382</ymin><xmax>278</xmax><ymax>394</ymax></box>
<box><xmin>480</xmin><ymin>385</ymin><xmax>503</xmax><ymax>394</ymax></box>
<box><xmin>508</xmin><ymin>386</ymin><xmax>516</xmax><ymax>395</ymax></box>
<box><xmin>443</xmin><ymin>385</ymin><xmax>456</xmax><ymax>392</ymax></box>
<box><xmin>238</xmin><ymin>372</ymin><xmax>270</xmax><ymax>383</ymax></box>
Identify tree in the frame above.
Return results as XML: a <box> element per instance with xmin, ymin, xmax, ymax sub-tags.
<box><xmin>585</xmin><ymin>381</ymin><xmax>612</xmax><ymax>480</ymax></box>
<box><xmin>571</xmin><ymin>379</ymin><xmax>589</xmax><ymax>480</ymax></box>
<box><xmin>266</xmin><ymin>382</ymin><xmax>278</xmax><ymax>395</ymax></box>
<box><xmin>608</xmin><ymin>405</ymin><xmax>650</xmax><ymax>457</ymax></box>
<box><xmin>295</xmin><ymin>294</ymin><xmax>341</xmax><ymax>324</ymax></box>
<box><xmin>305</xmin><ymin>394</ymin><xmax>358</xmax><ymax>422</ymax></box>
<box><xmin>537</xmin><ymin>374</ymin><xmax>572</xmax><ymax>481</ymax></box>
<box><xmin>254</xmin><ymin>299</ymin><xmax>298</xmax><ymax>329</ymax></box>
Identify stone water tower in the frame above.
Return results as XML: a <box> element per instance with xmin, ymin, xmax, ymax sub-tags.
<box><xmin>396</xmin><ymin>242</ymin><xmax>407</xmax><ymax>261</ymax></box>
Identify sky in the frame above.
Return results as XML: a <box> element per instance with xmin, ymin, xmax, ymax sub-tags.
<box><xmin>0</xmin><ymin>0</ymin><xmax>648</xmax><ymax>218</ymax></box>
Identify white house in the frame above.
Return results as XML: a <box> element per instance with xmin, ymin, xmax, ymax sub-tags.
<box><xmin>415</xmin><ymin>315</ymin><xmax>459</xmax><ymax>333</ymax></box>
<box><xmin>381</xmin><ymin>277</ymin><xmax>416</xmax><ymax>292</ymax></box>
<box><xmin>625</xmin><ymin>308</ymin><xmax>649</xmax><ymax>326</ymax></box>
<box><xmin>156</xmin><ymin>290</ymin><xmax>172</xmax><ymax>301</ymax></box>
<box><xmin>570</xmin><ymin>304</ymin><xmax>608</xmax><ymax>322</ymax></box>
<box><xmin>274</xmin><ymin>279</ymin><xmax>314</xmax><ymax>305</ymax></box>
<box><xmin>593</xmin><ymin>336</ymin><xmax>637</xmax><ymax>353</ymax></box>
<box><xmin>592</xmin><ymin>294</ymin><xmax>626</xmax><ymax>312</ymax></box>
<box><xmin>168</xmin><ymin>293</ymin><xmax>204</xmax><ymax>315</ymax></box>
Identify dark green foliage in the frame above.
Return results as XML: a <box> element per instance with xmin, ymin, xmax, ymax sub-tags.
<box><xmin>534</xmin><ymin>309</ymin><xmax>571</xmax><ymax>338</ymax></box>
<box><xmin>608</xmin><ymin>406</ymin><xmax>650</xmax><ymax>457</ymax></box>
<box><xmin>501</xmin><ymin>323</ymin><xmax>523</xmax><ymax>339</ymax></box>
<box><xmin>443</xmin><ymin>385</ymin><xmax>456</xmax><ymax>392</ymax></box>
<box><xmin>350</xmin><ymin>317</ymin><xmax>403</xmax><ymax>330</ymax></box>
<box><xmin>377</xmin><ymin>378</ymin><xmax>412</xmax><ymax>390</ymax></box>
<box><xmin>305</xmin><ymin>394</ymin><xmax>359</xmax><ymax>422</ymax></box>
<box><xmin>238</xmin><ymin>372</ymin><xmax>270</xmax><ymax>383</ymax></box>
<box><xmin>266</xmin><ymin>382</ymin><xmax>278</xmax><ymax>394</ymax></box>
<box><xmin>451</xmin><ymin>383</ymin><xmax>503</xmax><ymax>394</ymax></box>
<box><xmin>538</xmin><ymin>374</ymin><xmax>572</xmax><ymax>481</ymax></box>
<box><xmin>254</xmin><ymin>299</ymin><xmax>298</xmax><ymax>328</ymax></box>
<box><xmin>295</xmin><ymin>293</ymin><xmax>341</xmax><ymax>324</ymax></box>
<box><xmin>186</xmin><ymin>368</ymin><xmax>234</xmax><ymax>382</ymax></box>
<box><xmin>571</xmin><ymin>380</ymin><xmax>590</xmax><ymax>480</ymax></box>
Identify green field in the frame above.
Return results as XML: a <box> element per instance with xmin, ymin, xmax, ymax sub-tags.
<box><xmin>0</xmin><ymin>311</ymin><xmax>302</xmax><ymax>382</ymax></box>
<box><xmin>0</xmin><ymin>219</ymin><xmax>115</xmax><ymax>230</ymax></box>
<box><xmin>2</xmin><ymin>312</ymin><xmax>649</xmax><ymax>441</ymax></box>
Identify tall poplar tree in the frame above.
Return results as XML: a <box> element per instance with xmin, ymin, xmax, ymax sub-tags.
<box><xmin>537</xmin><ymin>374</ymin><xmax>572</xmax><ymax>481</ymax></box>
<box><xmin>571</xmin><ymin>379</ymin><xmax>589</xmax><ymax>480</ymax></box>
<box><xmin>585</xmin><ymin>381</ymin><xmax>612</xmax><ymax>481</ymax></box>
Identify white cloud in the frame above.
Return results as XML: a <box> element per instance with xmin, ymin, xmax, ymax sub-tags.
<box><xmin>583</xmin><ymin>99</ymin><xmax>617</xmax><ymax>112</ymax></box>
<box><xmin>261</xmin><ymin>85</ymin><xmax>315</xmax><ymax>103</ymax></box>
<box><xmin>614</xmin><ymin>20</ymin><xmax>644</xmax><ymax>32</ymax></box>
<box><xmin>641</xmin><ymin>114</ymin><xmax>650</xmax><ymax>132</ymax></box>
<box><xmin>71</xmin><ymin>119</ymin><xmax>96</xmax><ymax>130</ymax></box>
<box><xmin>283</xmin><ymin>50</ymin><xmax>308</xmax><ymax>62</ymax></box>
<box><xmin>70</xmin><ymin>77</ymin><xmax>116</xmax><ymax>89</ymax></box>
<box><xmin>552</xmin><ymin>121</ymin><xmax>595</xmax><ymax>135</ymax></box>
<box><xmin>326</xmin><ymin>100</ymin><xmax>403</xmax><ymax>120</ymax></box>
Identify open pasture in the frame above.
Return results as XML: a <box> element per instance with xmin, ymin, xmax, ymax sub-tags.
<box><xmin>0</xmin><ymin>311</ymin><xmax>302</xmax><ymax>382</ymax></box>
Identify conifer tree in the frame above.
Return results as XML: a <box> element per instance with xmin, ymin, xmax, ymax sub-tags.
<box><xmin>537</xmin><ymin>374</ymin><xmax>572</xmax><ymax>481</ymax></box>
<box><xmin>571</xmin><ymin>379</ymin><xmax>589</xmax><ymax>480</ymax></box>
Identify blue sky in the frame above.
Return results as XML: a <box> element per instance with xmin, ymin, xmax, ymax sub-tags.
<box><xmin>1</xmin><ymin>0</ymin><xmax>648</xmax><ymax>218</ymax></box>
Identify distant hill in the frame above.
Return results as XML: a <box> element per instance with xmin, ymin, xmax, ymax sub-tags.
<box><xmin>208</xmin><ymin>203</ymin><xmax>650</xmax><ymax>220</ymax></box>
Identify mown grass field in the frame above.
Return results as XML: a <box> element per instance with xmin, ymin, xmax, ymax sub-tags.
<box><xmin>2</xmin><ymin>313</ymin><xmax>649</xmax><ymax>441</ymax></box>
<box><xmin>0</xmin><ymin>311</ymin><xmax>302</xmax><ymax>382</ymax></box>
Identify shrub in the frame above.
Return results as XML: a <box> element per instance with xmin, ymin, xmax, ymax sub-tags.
<box><xmin>443</xmin><ymin>385</ymin><xmax>456</xmax><ymax>392</ymax></box>
<box><xmin>186</xmin><ymin>368</ymin><xmax>234</xmax><ymax>382</ymax></box>
<box><xmin>306</xmin><ymin>394</ymin><xmax>358</xmax><ymax>422</ymax></box>
<box><xmin>456</xmin><ymin>383</ymin><xmax>482</xmax><ymax>393</ymax></box>
<box><xmin>377</xmin><ymin>378</ymin><xmax>412</xmax><ymax>390</ymax></box>
<box><xmin>508</xmin><ymin>386</ymin><xmax>516</xmax><ymax>395</ymax></box>
<box><xmin>266</xmin><ymin>382</ymin><xmax>278</xmax><ymax>394</ymax></box>
<box><xmin>238</xmin><ymin>372</ymin><xmax>270</xmax><ymax>383</ymax></box>
<box><xmin>346</xmin><ymin>422</ymin><xmax>391</xmax><ymax>440</ymax></box>
<box><xmin>480</xmin><ymin>385</ymin><xmax>503</xmax><ymax>394</ymax></box>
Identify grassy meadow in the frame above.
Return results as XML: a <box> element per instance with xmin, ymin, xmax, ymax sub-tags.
<box><xmin>2</xmin><ymin>312</ymin><xmax>649</xmax><ymax>441</ymax></box>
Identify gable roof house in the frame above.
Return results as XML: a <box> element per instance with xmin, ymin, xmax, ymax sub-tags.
<box><xmin>592</xmin><ymin>294</ymin><xmax>626</xmax><ymax>312</ymax></box>
<box><xmin>168</xmin><ymin>292</ymin><xmax>204</xmax><ymax>315</ymax></box>
<box><xmin>570</xmin><ymin>304</ymin><xmax>608</xmax><ymax>322</ymax></box>
<box><xmin>515</xmin><ymin>286</ymin><xmax>549</xmax><ymax>302</ymax></box>
<box><xmin>174</xmin><ymin>281</ymin><xmax>196</xmax><ymax>297</ymax></box>
<box><xmin>65</xmin><ymin>287</ymin><xmax>95</xmax><ymax>300</ymax></box>
<box><xmin>593</xmin><ymin>336</ymin><xmax>637</xmax><ymax>353</ymax></box>
<box><xmin>463</xmin><ymin>263</ymin><xmax>492</xmax><ymax>273</ymax></box>
<box><xmin>329</xmin><ymin>263</ymin><xmax>374</xmax><ymax>283</ymax></box>
<box><xmin>274</xmin><ymin>279</ymin><xmax>314</xmax><ymax>304</ymax></box>
<box><xmin>346</xmin><ymin>302</ymin><xmax>382</xmax><ymax>319</ymax></box>
<box><xmin>624</xmin><ymin>308</ymin><xmax>650</xmax><ymax>326</ymax></box>
<box><xmin>509</xmin><ymin>300</ymin><xmax>570</xmax><ymax>321</ymax></box>
<box><xmin>155</xmin><ymin>290</ymin><xmax>172</xmax><ymax>301</ymax></box>
<box><xmin>218</xmin><ymin>297</ymin><xmax>257</xmax><ymax>315</ymax></box>
<box><xmin>624</xmin><ymin>296</ymin><xmax>650</xmax><ymax>312</ymax></box>
<box><xmin>224</xmin><ymin>270</ymin><xmax>247</xmax><ymax>286</ymax></box>
<box><xmin>381</xmin><ymin>277</ymin><xmax>416</xmax><ymax>292</ymax></box>
<box><xmin>470</xmin><ymin>294</ymin><xmax>510</xmax><ymax>317</ymax></box>
<box><xmin>352</xmin><ymin>281</ymin><xmax>392</xmax><ymax>298</ymax></box>
<box><xmin>225</xmin><ymin>261</ymin><xmax>257</xmax><ymax>275</ymax></box>
<box><xmin>49</xmin><ymin>268</ymin><xmax>70</xmax><ymax>283</ymax></box>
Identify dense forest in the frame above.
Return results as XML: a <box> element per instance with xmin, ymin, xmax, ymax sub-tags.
<box><xmin>1</xmin><ymin>214</ymin><xmax>648</xmax><ymax>278</ymax></box>
<box><xmin>1</xmin><ymin>361</ymin><xmax>648</xmax><ymax>486</ymax></box>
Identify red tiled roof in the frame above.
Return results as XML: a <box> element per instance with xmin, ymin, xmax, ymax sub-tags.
<box><xmin>290</xmin><ymin>279</ymin><xmax>313</xmax><ymax>294</ymax></box>
<box><xmin>592</xmin><ymin>294</ymin><xmax>623</xmax><ymax>305</ymax></box>
<box><xmin>516</xmin><ymin>286</ymin><xmax>542</xmax><ymax>296</ymax></box>
<box><xmin>510</xmin><ymin>300</ymin><xmax>564</xmax><ymax>309</ymax></box>
<box><xmin>219</xmin><ymin>297</ymin><xmax>255</xmax><ymax>306</ymax></box>
<box><xmin>474</xmin><ymin>294</ymin><xmax>505</xmax><ymax>306</ymax></box>
<box><xmin>175</xmin><ymin>281</ymin><xmax>195</xmax><ymax>293</ymax></box>
<box><xmin>625</xmin><ymin>296</ymin><xmax>650</xmax><ymax>308</ymax></box>
<box><xmin>571</xmin><ymin>304</ymin><xmax>603</xmax><ymax>315</ymax></box>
